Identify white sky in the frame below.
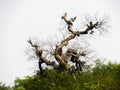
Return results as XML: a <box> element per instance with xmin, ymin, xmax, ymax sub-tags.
<box><xmin>0</xmin><ymin>0</ymin><xmax>120</xmax><ymax>86</ymax></box>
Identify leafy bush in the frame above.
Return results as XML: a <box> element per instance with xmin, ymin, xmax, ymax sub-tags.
<box><xmin>14</xmin><ymin>60</ymin><xmax>120</xmax><ymax>90</ymax></box>
<box><xmin>0</xmin><ymin>82</ymin><xmax>10</xmax><ymax>90</ymax></box>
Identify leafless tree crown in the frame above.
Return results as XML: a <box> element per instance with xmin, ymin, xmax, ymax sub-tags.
<box><xmin>27</xmin><ymin>13</ymin><xmax>109</xmax><ymax>74</ymax></box>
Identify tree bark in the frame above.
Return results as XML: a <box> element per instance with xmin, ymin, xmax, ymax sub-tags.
<box><xmin>28</xmin><ymin>39</ymin><xmax>58</xmax><ymax>73</ymax></box>
<box><xmin>28</xmin><ymin>13</ymin><xmax>105</xmax><ymax>73</ymax></box>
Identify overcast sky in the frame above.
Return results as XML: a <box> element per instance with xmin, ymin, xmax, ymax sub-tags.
<box><xmin>0</xmin><ymin>0</ymin><xmax>120</xmax><ymax>85</ymax></box>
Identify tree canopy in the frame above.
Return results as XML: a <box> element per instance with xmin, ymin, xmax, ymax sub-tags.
<box><xmin>14</xmin><ymin>60</ymin><xmax>120</xmax><ymax>90</ymax></box>
<box><xmin>1</xmin><ymin>13</ymin><xmax>120</xmax><ymax>90</ymax></box>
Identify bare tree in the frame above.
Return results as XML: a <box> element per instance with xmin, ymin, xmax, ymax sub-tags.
<box><xmin>27</xmin><ymin>13</ymin><xmax>109</xmax><ymax>74</ymax></box>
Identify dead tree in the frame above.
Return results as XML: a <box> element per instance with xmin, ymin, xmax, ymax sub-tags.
<box><xmin>28</xmin><ymin>13</ymin><xmax>109</xmax><ymax>74</ymax></box>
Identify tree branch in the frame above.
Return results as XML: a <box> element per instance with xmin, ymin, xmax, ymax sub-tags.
<box><xmin>27</xmin><ymin>13</ymin><xmax>109</xmax><ymax>73</ymax></box>
<box><xmin>54</xmin><ymin>13</ymin><xmax>102</xmax><ymax>72</ymax></box>
<box><xmin>28</xmin><ymin>39</ymin><xmax>58</xmax><ymax>71</ymax></box>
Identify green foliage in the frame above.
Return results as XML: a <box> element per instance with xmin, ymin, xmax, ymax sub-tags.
<box><xmin>0</xmin><ymin>82</ymin><xmax>7</xmax><ymax>90</ymax></box>
<box><xmin>0</xmin><ymin>82</ymin><xmax>12</xmax><ymax>90</ymax></box>
<box><xmin>13</xmin><ymin>60</ymin><xmax>120</xmax><ymax>90</ymax></box>
<box><xmin>15</xmin><ymin>86</ymin><xmax>26</xmax><ymax>90</ymax></box>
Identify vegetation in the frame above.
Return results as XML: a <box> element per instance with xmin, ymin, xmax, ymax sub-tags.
<box><xmin>2</xmin><ymin>13</ymin><xmax>119</xmax><ymax>90</ymax></box>
<box><xmin>0</xmin><ymin>82</ymin><xmax>7</xmax><ymax>90</ymax></box>
<box><xmin>0</xmin><ymin>82</ymin><xmax>12</xmax><ymax>90</ymax></box>
<box><xmin>27</xmin><ymin>13</ymin><xmax>109</xmax><ymax>75</ymax></box>
<box><xmin>1</xmin><ymin>60</ymin><xmax>120</xmax><ymax>90</ymax></box>
<box><xmin>13</xmin><ymin>13</ymin><xmax>114</xmax><ymax>90</ymax></box>
<box><xmin>13</xmin><ymin>60</ymin><xmax>120</xmax><ymax>90</ymax></box>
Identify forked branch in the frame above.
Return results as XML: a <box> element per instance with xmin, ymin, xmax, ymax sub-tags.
<box><xmin>28</xmin><ymin>13</ymin><xmax>109</xmax><ymax>73</ymax></box>
<box><xmin>28</xmin><ymin>39</ymin><xmax>58</xmax><ymax>74</ymax></box>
